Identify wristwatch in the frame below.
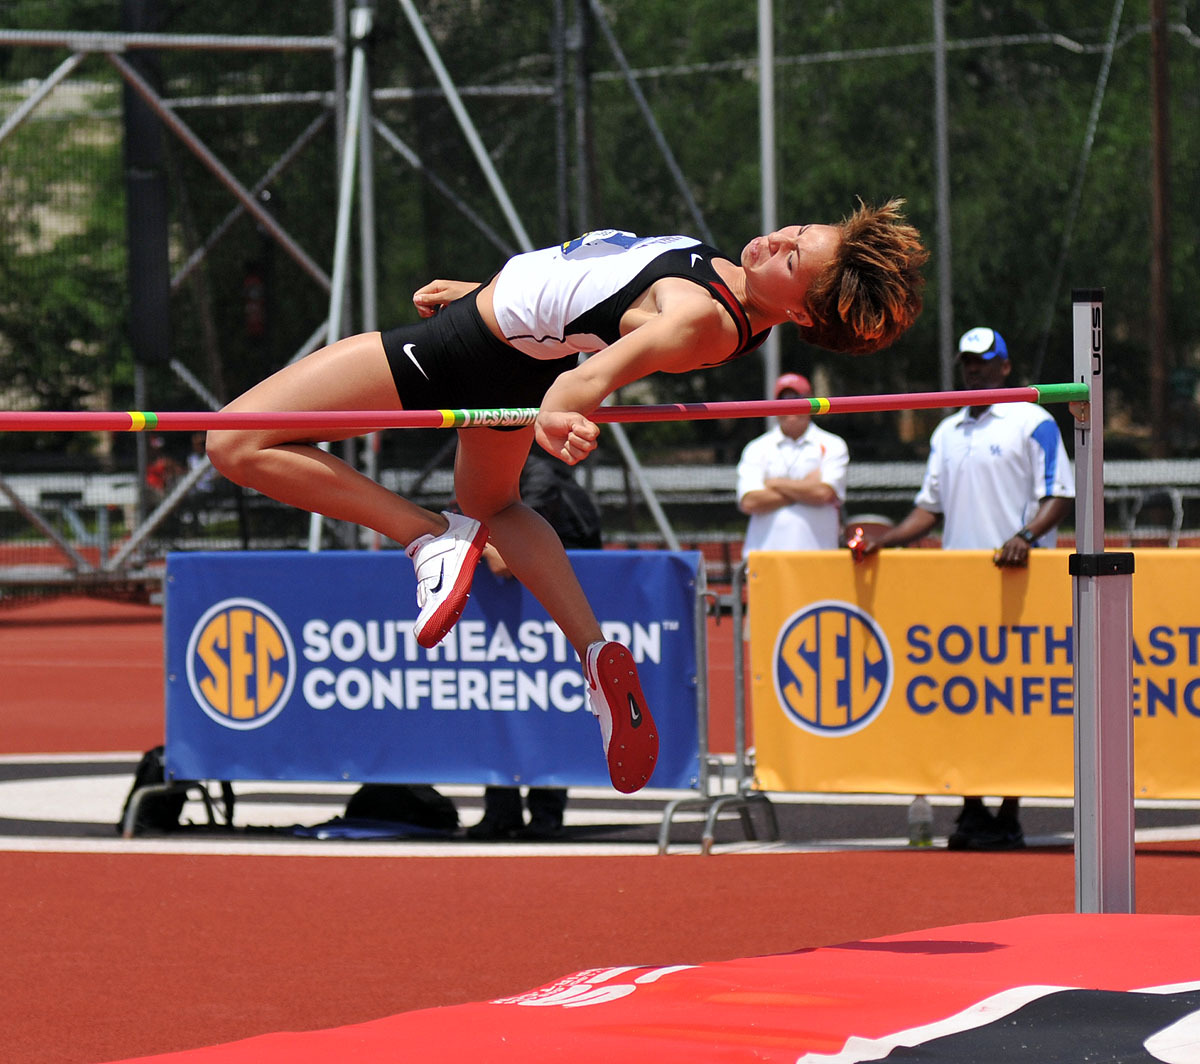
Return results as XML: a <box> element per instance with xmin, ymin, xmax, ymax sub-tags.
<box><xmin>1016</xmin><ymin>527</ymin><xmax>1036</xmax><ymax>544</ymax></box>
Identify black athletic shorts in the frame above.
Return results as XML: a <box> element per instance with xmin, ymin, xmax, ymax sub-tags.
<box><xmin>380</xmin><ymin>294</ymin><xmax>576</xmax><ymax>427</ymax></box>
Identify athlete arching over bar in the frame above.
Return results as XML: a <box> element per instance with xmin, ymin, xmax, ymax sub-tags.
<box><xmin>207</xmin><ymin>198</ymin><xmax>928</xmax><ymax>794</ymax></box>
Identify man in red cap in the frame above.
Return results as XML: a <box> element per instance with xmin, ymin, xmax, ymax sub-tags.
<box><xmin>736</xmin><ymin>372</ymin><xmax>849</xmax><ymax>551</ymax></box>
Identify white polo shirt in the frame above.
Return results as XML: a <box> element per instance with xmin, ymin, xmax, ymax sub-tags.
<box><xmin>915</xmin><ymin>402</ymin><xmax>1075</xmax><ymax>550</ymax></box>
<box><xmin>737</xmin><ymin>422</ymin><xmax>849</xmax><ymax>551</ymax></box>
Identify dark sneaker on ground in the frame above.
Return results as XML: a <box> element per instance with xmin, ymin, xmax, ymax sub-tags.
<box><xmin>947</xmin><ymin>804</ymin><xmax>1026</xmax><ymax>851</ymax></box>
<box><xmin>515</xmin><ymin>816</ymin><xmax>565</xmax><ymax>841</ymax></box>
<box><xmin>406</xmin><ymin>510</ymin><xmax>489</xmax><ymax>649</ymax></box>
<box><xmin>584</xmin><ymin>640</ymin><xmax>658</xmax><ymax>794</ymax></box>
<box><xmin>992</xmin><ymin>811</ymin><xmax>1026</xmax><ymax>850</ymax></box>
<box><xmin>466</xmin><ymin>813</ymin><xmax>525</xmax><ymax>841</ymax></box>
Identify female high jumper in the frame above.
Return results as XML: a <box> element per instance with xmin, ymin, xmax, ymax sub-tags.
<box><xmin>206</xmin><ymin>198</ymin><xmax>928</xmax><ymax>794</ymax></box>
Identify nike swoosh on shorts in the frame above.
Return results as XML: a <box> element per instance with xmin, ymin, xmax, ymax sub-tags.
<box><xmin>403</xmin><ymin>342</ymin><xmax>429</xmax><ymax>380</ymax></box>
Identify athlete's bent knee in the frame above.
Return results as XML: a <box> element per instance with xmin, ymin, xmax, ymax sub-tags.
<box><xmin>205</xmin><ymin>430</ymin><xmax>255</xmax><ymax>486</ymax></box>
<box><xmin>455</xmin><ymin>490</ymin><xmax>521</xmax><ymax>523</ymax></box>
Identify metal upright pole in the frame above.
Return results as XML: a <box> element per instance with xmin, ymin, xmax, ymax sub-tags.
<box><xmin>553</xmin><ymin>0</ymin><xmax>570</xmax><ymax>239</ymax></box>
<box><xmin>758</xmin><ymin>0</ymin><xmax>780</xmax><ymax>411</ymax></box>
<box><xmin>332</xmin><ymin>0</ymin><xmax>350</xmax><ymax>332</ymax></box>
<box><xmin>932</xmin><ymin>0</ymin><xmax>954</xmax><ymax>391</ymax></box>
<box><xmin>325</xmin><ymin>7</ymin><xmax>369</xmax><ymax>347</ymax></box>
<box><xmin>1070</xmin><ymin>288</ymin><xmax>1135</xmax><ymax>913</ymax></box>
<box><xmin>397</xmin><ymin>0</ymin><xmax>533</xmax><ymax>250</ymax></box>
<box><xmin>588</xmin><ymin>0</ymin><xmax>711</xmax><ymax>245</ymax></box>
<box><xmin>309</xmin><ymin>2</ymin><xmax>371</xmax><ymax>552</ymax></box>
<box><xmin>357</xmin><ymin>3</ymin><xmax>377</xmax><ymax>337</ymax></box>
<box><xmin>571</xmin><ymin>0</ymin><xmax>593</xmax><ymax>233</ymax></box>
<box><xmin>1149</xmin><ymin>0</ymin><xmax>1172</xmax><ymax>456</ymax></box>
<box><xmin>357</xmin><ymin>1</ymin><xmax>381</xmax><ymax>548</ymax></box>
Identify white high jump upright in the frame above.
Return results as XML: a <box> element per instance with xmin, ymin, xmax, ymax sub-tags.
<box><xmin>1070</xmin><ymin>288</ymin><xmax>1135</xmax><ymax>913</ymax></box>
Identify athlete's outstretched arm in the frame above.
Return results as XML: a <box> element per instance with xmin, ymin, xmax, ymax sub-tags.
<box><xmin>534</xmin><ymin>297</ymin><xmax>733</xmax><ymax>464</ymax></box>
<box><xmin>549</xmin><ymin>301</ymin><xmax>731</xmax><ymax>414</ymax></box>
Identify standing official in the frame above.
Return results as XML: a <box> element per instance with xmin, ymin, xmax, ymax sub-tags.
<box><xmin>737</xmin><ymin>372</ymin><xmax>849</xmax><ymax>551</ymax></box>
<box><xmin>857</xmin><ymin>327</ymin><xmax>1075</xmax><ymax>850</ymax></box>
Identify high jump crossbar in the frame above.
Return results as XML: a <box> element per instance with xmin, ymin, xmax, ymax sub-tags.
<box><xmin>0</xmin><ymin>383</ymin><xmax>1087</xmax><ymax>433</ymax></box>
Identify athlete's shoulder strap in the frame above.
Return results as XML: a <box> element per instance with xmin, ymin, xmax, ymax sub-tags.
<box><xmin>683</xmin><ymin>245</ymin><xmax>771</xmax><ymax>363</ymax></box>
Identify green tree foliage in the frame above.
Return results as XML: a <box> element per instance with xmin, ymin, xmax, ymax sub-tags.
<box><xmin>1</xmin><ymin>0</ymin><xmax>1197</xmax><ymax>468</ymax></box>
<box><xmin>0</xmin><ymin>59</ymin><xmax>126</xmax><ymax>461</ymax></box>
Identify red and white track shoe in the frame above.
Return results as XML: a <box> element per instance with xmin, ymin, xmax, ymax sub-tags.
<box><xmin>584</xmin><ymin>640</ymin><xmax>658</xmax><ymax>794</ymax></box>
<box><xmin>406</xmin><ymin>511</ymin><xmax>489</xmax><ymax>649</ymax></box>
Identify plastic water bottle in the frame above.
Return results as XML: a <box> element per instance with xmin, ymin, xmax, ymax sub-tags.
<box><xmin>846</xmin><ymin>526</ymin><xmax>867</xmax><ymax>562</ymax></box>
<box><xmin>907</xmin><ymin>795</ymin><xmax>934</xmax><ymax>847</ymax></box>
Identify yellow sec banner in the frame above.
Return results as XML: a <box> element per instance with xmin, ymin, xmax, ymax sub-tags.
<box><xmin>747</xmin><ymin>549</ymin><xmax>1200</xmax><ymax>799</ymax></box>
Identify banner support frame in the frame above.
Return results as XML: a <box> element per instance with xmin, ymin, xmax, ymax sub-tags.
<box><xmin>657</xmin><ymin>558</ymin><xmax>780</xmax><ymax>855</ymax></box>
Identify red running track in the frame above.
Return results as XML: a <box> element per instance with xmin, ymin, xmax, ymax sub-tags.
<box><xmin>0</xmin><ymin>594</ymin><xmax>746</xmax><ymax>755</ymax></box>
<box><xmin>2</xmin><ymin>596</ymin><xmax>1198</xmax><ymax>1064</ymax></box>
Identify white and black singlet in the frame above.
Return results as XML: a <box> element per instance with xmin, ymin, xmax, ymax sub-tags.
<box><xmin>381</xmin><ymin>230</ymin><xmax>769</xmax><ymax>417</ymax></box>
<box><xmin>491</xmin><ymin>230</ymin><xmax>769</xmax><ymax>360</ymax></box>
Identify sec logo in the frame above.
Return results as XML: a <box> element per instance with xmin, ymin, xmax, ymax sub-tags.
<box><xmin>185</xmin><ymin>597</ymin><xmax>296</xmax><ymax>731</ymax></box>
<box><xmin>772</xmin><ymin>600</ymin><xmax>893</xmax><ymax>736</ymax></box>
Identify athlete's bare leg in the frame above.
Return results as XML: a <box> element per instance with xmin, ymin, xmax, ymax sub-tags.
<box><xmin>452</xmin><ymin>426</ymin><xmax>604</xmax><ymax>658</ymax></box>
<box><xmin>206</xmin><ymin>332</ymin><xmax>446</xmax><ymax>546</ymax></box>
<box><xmin>208</xmin><ymin>332</ymin><xmax>605</xmax><ymax>654</ymax></box>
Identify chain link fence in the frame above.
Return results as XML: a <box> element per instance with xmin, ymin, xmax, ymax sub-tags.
<box><xmin>2</xmin><ymin>1</ymin><xmax>1199</xmax><ymax>603</ymax></box>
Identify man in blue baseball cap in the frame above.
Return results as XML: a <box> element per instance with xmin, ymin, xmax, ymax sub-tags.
<box><xmin>957</xmin><ymin>325</ymin><xmax>1007</xmax><ymax>361</ymax></box>
<box><xmin>854</xmin><ymin>325</ymin><xmax>1075</xmax><ymax>851</ymax></box>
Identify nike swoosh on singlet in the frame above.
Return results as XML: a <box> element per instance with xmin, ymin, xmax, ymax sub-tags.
<box><xmin>403</xmin><ymin>342</ymin><xmax>429</xmax><ymax>380</ymax></box>
<box><xmin>690</xmin><ymin>253</ymin><xmax>703</xmax><ymax>267</ymax></box>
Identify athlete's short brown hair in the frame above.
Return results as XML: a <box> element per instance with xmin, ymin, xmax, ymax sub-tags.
<box><xmin>799</xmin><ymin>197</ymin><xmax>928</xmax><ymax>355</ymax></box>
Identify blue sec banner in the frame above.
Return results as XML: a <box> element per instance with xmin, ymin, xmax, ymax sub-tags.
<box><xmin>165</xmin><ymin>550</ymin><xmax>702</xmax><ymax>790</ymax></box>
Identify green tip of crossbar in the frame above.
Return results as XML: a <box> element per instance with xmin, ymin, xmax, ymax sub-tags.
<box><xmin>1033</xmin><ymin>383</ymin><xmax>1089</xmax><ymax>404</ymax></box>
